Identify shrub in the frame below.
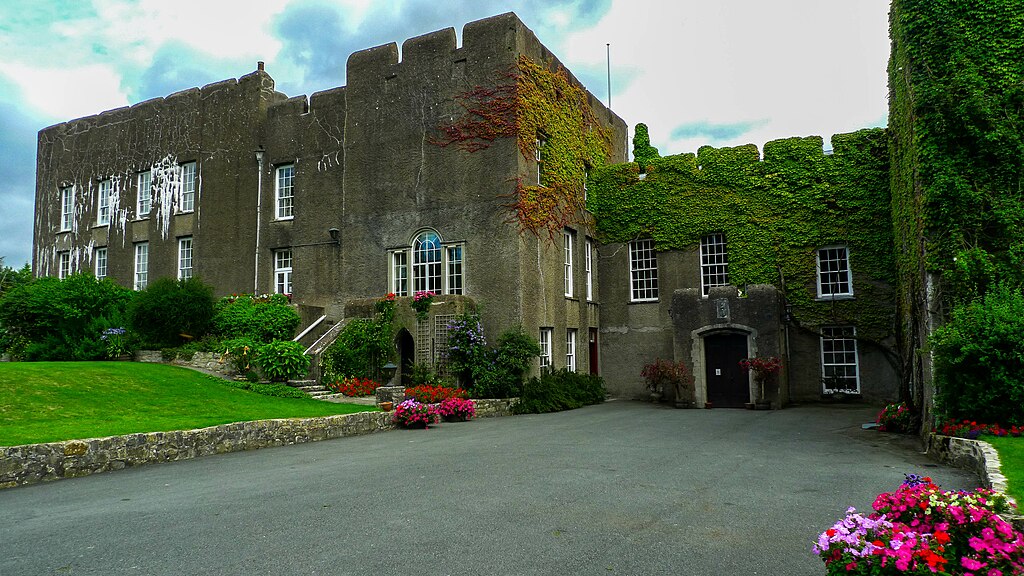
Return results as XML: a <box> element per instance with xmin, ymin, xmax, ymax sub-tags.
<box><xmin>876</xmin><ymin>402</ymin><xmax>914</xmax><ymax>433</ymax></box>
<box><xmin>392</xmin><ymin>399</ymin><xmax>437</xmax><ymax>428</ymax></box>
<box><xmin>931</xmin><ymin>284</ymin><xmax>1024</xmax><ymax>424</ymax></box>
<box><xmin>320</xmin><ymin>296</ymin><xmax>394</xmax><ymax>383</ymax></box>
<box><xmin>128</xmin><ymin>277</ymin><xmax>214</xmax><ymax>348</ymax></box>
<box><xmin>223</xmin><ymin>380</ymin><xmax>310</xmax><ymax>399</ymax></box>
<box><xmin>814</xmin><ymin>474</ymin><xmax>1022</xmax><ymax>575</ymax></box>
<box><xmin>253</xmin><ymin>340</ymin><xmax>310</xmax><ymax>382</ymax></box>
<box><xmin>641</xmin><ymin>358</ymin><xmax>693</xmax><ymax>397</ymax></box>
<box><xmin>221</xmin><ymin>337</ymin><xmax>258</xmax><ymax>374</ymax></box>
<box><xmin>445</xmin><ymin>315</ymin><xmax>539</xmax><ymax>398</ymax></box>
<box><xmin>405</xmin><ymin>384</ymin><xmax>468</xmax><ymax>403</ymax></box>
<box><xmin>514</xmin><ymin>369</ymin><xmax>606</xmax><ymax>414</ymax></box>
<box><xmin>0</xmin><ymin>273</ymin><xmax>133</xmax><ymax>360</ymax></box>
<box><xmin>326</xmin><ymin>376</ymin><xmax>378</xmax><ymax>396</ymax></box>
<box><xmin>212</xmin><ymin>293</ymin><xmax>299</xmax><ymax>343</ymax></box>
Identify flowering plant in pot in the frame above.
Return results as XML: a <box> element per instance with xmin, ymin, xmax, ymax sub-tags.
<box><xmin>640</xmin><ymin>358</ymin><xmax>693</xmax><ymax>403</ymax></box>
<box><xmin>814</xmin><ymin>474</ymin><xmax>1022</xmax><ymax>575</ymax></box>
<box><xmin>876</xmin><ymin>402</ymin><xmax>914</xmax><ymax>433</ymax></box>
<box><xmin>392</xmin><ymin>399</ymin><xmax>437</xmax><ymax>428</ymax></box>
<box><xmin>438</xmin><ymin>397</ymin><xmax>476</xmax><ymax>421</ymax></box>
<box><xmin>411</xmin><ymin>291</ymin><xmax>434</xmax><ymax>321</ymax></box>
<box><xmin>738</xmin><ymin>356</ymin><xmax>782</xmax><ymax>405</ymax></box>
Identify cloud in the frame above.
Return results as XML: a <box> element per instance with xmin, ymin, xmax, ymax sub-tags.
<box><xmin>134</xmin><ymin>42</ymin><xmax>242</xmax><ymax>102</ymax></box>
<box><xmin>0</xmin><ymin>86</ymin><xmax>43</xmax><ymax>267</ymax></box>
<box><xmin>670</xmin><ymin>119</ymin><xmax>769</xmax><ymax>143</ymax></box>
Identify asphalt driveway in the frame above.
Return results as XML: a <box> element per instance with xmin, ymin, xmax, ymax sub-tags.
<box><xmin>0</xmin><ymin>401</ymin><xmax>977</xmax><ymax>575</ymax></box>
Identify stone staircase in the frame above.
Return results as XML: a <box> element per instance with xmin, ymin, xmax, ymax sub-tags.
<box><xmin>287</xmin><ymin>380</ymin><xmax>333</xmax><ymax>400</ymax></box>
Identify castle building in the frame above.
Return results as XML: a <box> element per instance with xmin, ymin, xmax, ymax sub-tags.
<box><xmin>32</xmin><ymin>12</ymin><xmax>902</xmax><ymax>406</ymax></box>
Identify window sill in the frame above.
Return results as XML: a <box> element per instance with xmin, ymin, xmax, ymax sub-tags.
<box><xmin>176</xmin><ymin>210</ymin><xmax>195</xmax><ymax>215</ymax></box>
<box><xmin>815</xmin><ymin>295</ymin><xmax>855</xmax><ymax>302</ymax></box>
<box><xmin>628</xmin><ymin>299</ymin><xmax>659</xmax><ymax>304</ymax></box>
<box><xmin>93</xmin><ymin>223</ymin><xmax>110</xmax><ymax>229</ymax></box>
<box><xmin>56</xmin><ymin>229</ymin><xmax>72</xmax><ymax>235</ymax></box>
<box><xmin>274</xmin><ymin>217</ymin><xmax>295</xmax><ymax>222</ymax></box>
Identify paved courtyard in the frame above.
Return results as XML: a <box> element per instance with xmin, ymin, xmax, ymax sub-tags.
<box><xmin>1</xmin><ymin>401</ymin><xmax>977</xmax><ymax>575</ymax></box>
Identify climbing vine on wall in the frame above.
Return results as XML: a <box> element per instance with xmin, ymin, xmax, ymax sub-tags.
<box><xmin>588</xmin><ymin>128</ymin><xmax>896</xmax><ymax>341</ymax></box>
<box><xmin>434</xmin><ymin>56</ymin><xmax>613</xmax><ymax>239</ymax></box>
<box><xmin>889</xmin><ymin>0</ymin><xmax>1024</xmax><ymax>305</ymax></box>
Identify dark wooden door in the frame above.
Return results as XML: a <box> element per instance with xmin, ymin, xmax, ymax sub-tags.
<box><xmin>588</xmin><ymin>328</ymin><xmax>599</xmax><ymax>375</ymax></box>
<box><xmin>704</xmin><ymin>333</ymin><xmax>749</xmax><ymax>408</ymax></box>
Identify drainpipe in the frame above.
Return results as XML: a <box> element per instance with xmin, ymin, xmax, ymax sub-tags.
<box><xmin>254</xmin><ymin>147</ymin><xmax>264</xmax><ymax>293</ymax></box>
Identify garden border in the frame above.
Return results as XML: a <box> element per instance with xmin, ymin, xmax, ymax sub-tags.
<box><xmin>0</xmin><ymin>399</ymin><xmax>517</xmax><ymax>490</ymax></box>
<box><xmin>926</xmin><ymin>432</ymin><xmax>1024</xmax><ymax>529</ymax></box>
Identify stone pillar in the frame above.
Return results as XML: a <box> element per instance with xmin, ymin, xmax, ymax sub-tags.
<box><xmin>375</xmin><ymin>386</ymin><xmax>405</xmax><ymax>405</ymax></box>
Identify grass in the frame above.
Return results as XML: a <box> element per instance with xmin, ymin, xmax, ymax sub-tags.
<box><xmin>987</xmin><ymin>436</ymin><xmax>1024</xmax><ymax>504</ymax></box>
<box><xmin>0</xmin><ymin>362</ymin><xmax>376</xmax><ymax>446</ymax></box>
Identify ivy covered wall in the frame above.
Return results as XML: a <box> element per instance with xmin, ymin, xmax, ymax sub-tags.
<box><xmin>888</xmin><ymin>0</ymin><xmax>1024</xmax><ymax>415</ymax></box>
<box><xmin>588</xmin><ymin>129</ymin><xmax>895</xmax><ymax>344</ymax></box>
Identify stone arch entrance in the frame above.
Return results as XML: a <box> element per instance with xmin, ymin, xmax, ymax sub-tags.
<box><xmin>395</xmin><ymin>328</ymin><xmax>414</xmax><ymax>387</ymax></box>
<box><xmin>690</xmin><ymin>324</ymin><xmax>758</xmax><ymax>408</ymax></box>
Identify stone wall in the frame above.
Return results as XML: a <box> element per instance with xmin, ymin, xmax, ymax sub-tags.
<box><xmin>136</xmin><ymin>350</ymin><xmax>237</xmax><ymax>378</ymax></box>
<box><xmin>926</xmin><ymin>433</ymin><xmax>1011</xmax><ymax>496</ymax></box>
<box><xmin>0</xmin><ymin>398</ymin><xmax>519</xmax><ymax>490</ymax></box>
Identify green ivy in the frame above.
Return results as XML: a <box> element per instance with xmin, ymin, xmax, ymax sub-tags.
<box><xmin>588</xmin><ymin>128</ymin><xmax>895</xmax><ymax>340</ymax></box>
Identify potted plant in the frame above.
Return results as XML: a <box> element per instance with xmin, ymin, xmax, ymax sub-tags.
<box><xmin>738</xmin><ymin>356</ymin><xmax>782</xmax><ymax>409</ymax></box>
<box><xmin>438</xmin><ymin>397</ymin><xmax>476</xmax><ymax>421</ymax></box>
<box><xmin>641</xmin><ymin>358</ymin><xmax>693</xmax><ymax>406</ymax></box>
<box><xmin>411</xmin><ymin>291</ymin><xmax>434</xmax><ymax>321</ymax></box>
<box><xmin>392</xmin><ymin>399</ymin><xmax>437</xmax><ymax>428</ymax></box>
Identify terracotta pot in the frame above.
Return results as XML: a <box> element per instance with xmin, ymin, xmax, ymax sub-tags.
<box><xmin>379</xmin><ymin>401</ymin><xmax>394</xmax><ymax>412</ymax></box>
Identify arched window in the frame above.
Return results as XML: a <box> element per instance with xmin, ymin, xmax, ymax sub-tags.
<box><xmin>412</xmin><ymin>230</ymin><xmax>442</xmax><ymax>293</ymax></box>
<box><xmin>390</xmin><ymin>229</ymin><xmax>465</xmax><ymax>297</ymax></box>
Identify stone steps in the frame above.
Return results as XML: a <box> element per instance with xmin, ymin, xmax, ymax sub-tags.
<box><xmin>287</xmin><ymin>380</ymin><xmax>332</xmax><ymax>399</ymax></box>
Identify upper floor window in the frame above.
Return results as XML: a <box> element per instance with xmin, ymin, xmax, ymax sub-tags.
<box><xmin>275</xmin><ymin>249</ymin><xmax>293</xmax><ymax>295</ymax></box>
<box><xmin>392</xmin><ymin>251</ymin><xmax>409</xmax><ymax>296</ymax></box>
<box><xmin>58</xmin><ymin>251</ymin><xmax>71</xmax><ymax>280</ymax></box>
<box><xmin>413</xmin><ymin>230</ymin><xmax>442</xmax><ymax>293</ymax></box>
<box><xmin>133</xmin><ymin>242</ymin><xmax>148</xmax><ymax>290</ymax></box>
<box><xmin>178</xmin><ymin>237</ymin><xmax>193</xmax><ymax>280</ymax></box>
<box><xmin>390</xmin><ymin>229</ymin><xmax>465</xmax><ymax>297</ymax></box>
<box><xmin>60</xmin><ymin>186</ymin><xmax>74</xmax><ymax>232</ymax></box>
<box><xmin>564</xmin><ymin>230</ymin><xmax>574</xmax><ymax>298</ymax></box>
<box><xmin>700</xmin><ymin>233</ymin><xmax>729</xmax><ymax>297</ymax></box>
<box><xmin>629</xmin><ymin>239</ymin><xmax>658</xmax><ymax>302</ymax></box>
<box><xmin>536</xmin><ymin>136</ymin><xmax>547</xmax><ymax>186</ymax></box>
<box><xmin>821</xmin><ymin>326</ymin><xmax>860</xmax><ymax>394</ymax></box>
<box><xmin>97</xmin><ymin>179</ymin><xmax>112</xmax><ymax>226</ymax></box>
<box><xmin>137</xmin><ymin>170</ymin><xmax>152</xmax><ymax>216</ymax></box>
<box><xmin>180</xmin><ymin>162</ymin><xmax>196</xmax><ymax>212</ymax></box>
<box><xmin>817</xmin><ymin>246</ymin><xmax>852</xmax><ymax>298</ymax></box>
<box><xmin>585</xmin><ymin>238</ymin><xmax>594</xmax><ymax>301</ymax></box>
<box><xmin>276</xmin><ymin>164</ymin><xmax>294</xmax><ymax>220</ymax></box>
<box><xmin>539</xmin><ymin>327</ymin><xmax>553</xmax><ymax>369</ymax></box>
<box><xmin>446</xmin><ymin>245</ymin><xmax>463</xmax><ymax>295</ymax></box>
<box><xmin>94</xmin><ymin>247</ymin><xmax>107</xmax><ymax>280</ymax></box>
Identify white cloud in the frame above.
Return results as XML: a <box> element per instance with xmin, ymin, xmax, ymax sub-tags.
<box><xmin>0</xmin><ymin>63</ymin><xmax>129</xmax><ymax>122</ymax></box>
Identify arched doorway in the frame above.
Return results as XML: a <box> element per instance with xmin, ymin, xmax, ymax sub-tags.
<box><xmin>703</xmin><ymin>332</ymin><xmax>750</xmax><ymax>408</ymax></box>
<box><xmin>395</xmin><ymin>329</ymin><xmax>414</xmax><ymax>387</ymax></box>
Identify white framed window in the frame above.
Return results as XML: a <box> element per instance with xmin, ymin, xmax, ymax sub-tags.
<box><xmin>700</xmin><ymin>233</ymin><xmax>729</xmax><ymax>297</ymax></box>
<box><xmin>60</xmin><ymin>186</ymin><xmax>74</xmax><ymax>231</ymax></box>
<box><xmin>275</xmin><ymin>164</ymin><xmax>294</xmax><ymax>220</ymax></box>
<box><xmin>535</xmin><ymin>136</ymin><xmax>546</xmax><ymax>186</ymax></box>
<box><xmin>629</xmin><ymin>239</ymin><xmax>658</xmax><ymax>302</ymax></box>
<box><xmin>817</xmin><ymin>246</ymin><xmax>853</xmax><ymax>298</ymax></box>
<box><xmin>137</xmin><ymin>170</ymin><xmax>152</xmax><ymax>216</ymax></box>
<box><xmin>94</xmin><ymin>247</ymin><xmax>107</xmax><ymax>280</ymax></box>
<box><xmin>133</xmin><ymin>242</ymin><xmax>148</xmax><ymax>290</ymax></box>
<box><xmin>178</xmin><ymin>237</ymin><xmax>193</xmax><ymax>280</ymax></box>
<box><xmin>392</xmin><ymin>251</ymin><xmax>409</xmax><ymax>296</ymax></box>
<box><xmin>539</xmin><ymin>328</ymin><xmax>553</xmax><ymax>369</ymax></box>
<box><xmin>446</xmin><ymin>245</ymin><xmax>463</xmax><ymax>295</ymax></box>
<box><xmin>563</xmin><ymin>230</ymin><xmax>574</xmax><ymax>297</ymax></box>
<box><xmin>97</xmin><ymin>179</ymin><xmax>112</xmax><ymax>226</ymax></box>
<box><xmin>566</xmin><ymin>329</ymin><xmax>577</xmax><ymax>372</ymax></box>
<box><xmin>821</xmin><ymin>326</ymin><xmax>860</xmax><ymax>394</ymax></box>
<box><xmin>413</xmin><ymin>230</ymin><xmax>442</xmax><ymax>294</ymax></box>
<box><xmin>585</xmin><ymin>238</ymin><xmax>593</xmax><ymax>301</ymax></box>
<box><xmin>274</xmin><ymin>249</ymin><xmax>293</xmax><ymax>295</ymax></box>
<box><xmin>583</xmin><ymin>167</ymin><xmax>590</xmax><ymax>203</ymax></box>
<box><xmin>180</xmin><ymin>162</ymin><xmax>196</xmax><ymax>212</ymax></box>
<box><xmin>58</xmin><ymin>251</ymin><xmax>71</xmax><ymax>280</ymax></box>
<box><xmin>391</xmin><ymin>230</ymin><xmax>465</xmax><ymax>296</ymax></box>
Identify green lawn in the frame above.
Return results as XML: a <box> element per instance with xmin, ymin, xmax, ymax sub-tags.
<box><xmin>0</xmin><ymin>362</ymin><xmax>375</xmax><ymax>446</ymax></box>
<box><xmin>987</xmin><ymin>436</ymin><xmax>1024</xmax><ymax>504</ymax></box>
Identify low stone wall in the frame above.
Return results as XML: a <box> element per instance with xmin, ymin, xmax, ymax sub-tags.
<box><xmin>1</xmin><ymin>411</ymin><xmax>393</xmax><ymax>489</ymax></box>
<box><xmin>136</xmin><ymin>350</ymin><xmax>237</xmax><ymax>377</ymax></box>
<box><xmin>926</xmin><ymin>433</ymin><xmax>1023</xmax><ymax>530</ymax></box>
<box><xmin>0</xmin><ymin>398</ymin><xmax>520</xmax><ymax>490</ymax></box>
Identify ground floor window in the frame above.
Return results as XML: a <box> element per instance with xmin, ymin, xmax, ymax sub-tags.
<box><xmin>566</xmin><ymin>329</ymin><xmax>577</xmax><ymax>372</ymax></box>
<box><xmin>274</xmin><ymin>249</ymin><xmax>293</xmax><ymax>295</ymax></box>
<box><xmin>821</xmin><ymin>326</ymin><xmax>860</xmax><ymax>394</ymax></box>
<box><xmin>94</xmin><ymin>247</ymin><xmax>107</xmax><ymax>279</ymax></box>
<box><xmin>539</xmin><ymin>328</ymin><xmax>553</xmax><ymax>369</ymax></box>
<box><xmin>178</xmin><ymin>237</ymin><xmax>193</xmax><ymax>280</ymax></box>
<box><xmin>58</xmin><ymin>251</ymin><xmax>71</xmax><ymax>279</ymax></box>
<box><xmin>133</xmin><ymin>243</ymin><xmax>148</xmax><ymax>290</ymax></box>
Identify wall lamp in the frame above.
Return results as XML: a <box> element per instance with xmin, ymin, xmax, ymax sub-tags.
<box><xmin>291</xmin><ymin>228</ymin><xmax>342</xmax><ymax>249</ymax></box>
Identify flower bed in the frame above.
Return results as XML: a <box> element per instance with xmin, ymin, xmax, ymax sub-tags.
<box><xmin>326</xmin><ymin>376</ymin><xmax>378</xmax><ymax>397</ymax></box>
<box><xmin>814</xmin><ymin>474</ymin><xmax>1023</xmax><ymax>574</ymax></box>
<box><xmin>936</xmin><ymin>420</ymin><xmax>1024</xmax><ymax>439</ymax></box>
<box><xmin>405</xmin><ymin>384</ymin><xmax>468</xmax><ymax>403</ymax></box>
<box><xmin>392</xmin><ymin>399</ymin><xmax>438</xmax><ymax>428</ymax></box>
<box><xmin>437</xmin><ymin>397</ymin><xmax>476</xmax><ymax>421</ymax></box>
<box><xmin>877</xmin><ymin>402</ymin><xmax>914</xmax><ymax>433</ymax></box>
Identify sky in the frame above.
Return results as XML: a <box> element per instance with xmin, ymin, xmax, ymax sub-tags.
<box><xmin>0</xmin><ymin>0</ymin><xmax>891</xmax><ymax>268</ymax></box>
